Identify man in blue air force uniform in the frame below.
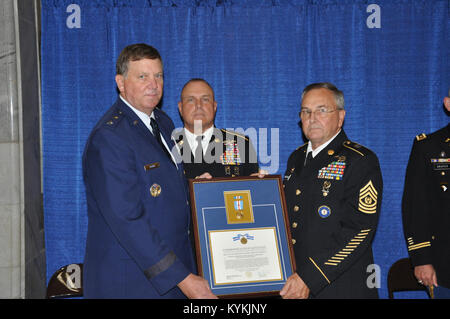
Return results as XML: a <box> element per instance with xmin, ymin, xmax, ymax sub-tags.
<box><xmin>82</xmin><ymin>44</ymin><xmax>216</xmax><ymax>298</ymax></box>
<box><xmin>280</xmin><ymin>83</ymin><xmax>382</xmax><ymax>299</ymax></box>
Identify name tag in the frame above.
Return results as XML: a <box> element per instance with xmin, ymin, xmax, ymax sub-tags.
<box><xmin>144</xmin><ymin>162</ymin><xmax>160</xmax><ymax>171</ymax></box>
<box><xmin>431</xmin><ymin>158</ymin><xmax>450</xmax><ymax>171</ymax></box>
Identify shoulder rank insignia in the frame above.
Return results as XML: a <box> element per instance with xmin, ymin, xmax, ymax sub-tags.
<box><xmin>343</xmin><ymin>141</ymin><xmax>365</xmax><ymax>156</ymax></box>
<box><xmin>221</xmin><ymin>129</ymin><xmax>248</xmax><ymax>141</ymax></box>
<box><xmin>296</xmin><ymin>143</ymin><xmax>308</xmax><ymax>151</ymax></box>
<box><xmin>358</xmin><ymin>180</ymin><xmax>378</xmax><ymax>214</ymax></box>
<box><xmin>416</xmin><ymin>133</ymin><xmax>427</xmax><ymax>141</ymax></box>
<box><xmin>106</xmin><ymin>112</ymin><xmax>123</xmax><ymax>126</ymax></box>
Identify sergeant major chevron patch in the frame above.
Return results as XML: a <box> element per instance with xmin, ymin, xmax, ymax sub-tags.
<box><xmin>358</xmin><ymin>180</ymin><xmax>378</xmax><ymax>214</ymax></box>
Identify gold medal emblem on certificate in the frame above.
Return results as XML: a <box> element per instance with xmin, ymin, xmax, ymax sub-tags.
<box><xmin>224</xmin><ymin>190</ymin><xmax>254</xmax><ymax>224</ymax></box>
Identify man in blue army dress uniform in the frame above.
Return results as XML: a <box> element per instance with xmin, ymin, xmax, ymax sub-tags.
<box><xmin>82</xmin><ymin>44</ymin><xmax>216</xmax><ymax>298</ymax></box>
<box><xmin>280</xmin><ymin>82</ymin><xmax>383</xmax><ymax>299</ymax></box>
<box><xmin>402</xmin><ymin>90</ymin><xmax>450</xmax><ymax>298</ymax></box>
<box><xmin>175</xmin><ymin>78</ymin><xmax>260</xmax><ymax>180</ymax></box>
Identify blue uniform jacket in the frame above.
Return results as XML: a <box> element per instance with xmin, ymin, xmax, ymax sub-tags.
<box><xmin>82</xmin><ymin>98</ymin><xmax>196</xmax><ymax>298</ymax></box>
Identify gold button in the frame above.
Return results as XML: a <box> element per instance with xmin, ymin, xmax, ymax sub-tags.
<box><xmin>292</xmin><ymin>239</ymin><xmax>296</xmax><ymax>245</ymax></box>
<box><xmin>441</xmin><ymin>171</ymin><xmax>446</xmax><ymax>176</ymax></box>
<box><xmin>290</xmin><ymin>167</ymin><xmax>295</xmax><ymax>173</ymax></box>
<box><xmin>328</xmin><ymin>149</ymin><xmax>334</xmax><ymax>155</ymax></box>
<box><xmin>296</xmin><ymin>189</ymin><xmax>301</xmax><ymax>196</ymax></box>
<box><xmin>292</xmin><ymin>222</ymin><xmax>298</xmax><ymax>228</ymax></box>
<box><xmin>294</xmin><ymin>205</ymin><xmax>299</xmax><ymax>212</ymax></box>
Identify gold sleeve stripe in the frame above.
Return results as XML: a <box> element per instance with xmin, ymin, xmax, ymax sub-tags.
<box><xmin>309</xmin><ymin>257</ymin><xmax>330</xmax><ymax>284</ymax></box>
<box><xmin>408</xmin><ymin>242</ymin><xmax>431</xmax><ymax>251</ymax></box>
<box><xmin>331</xmin><ymin>256</ymin><xmax>345</xmax><ymax>260</ymax></box>
<box><xmin>325</xmin><ymin>229</ymin><xmax>372</xmax><ymax>266</ymax></box>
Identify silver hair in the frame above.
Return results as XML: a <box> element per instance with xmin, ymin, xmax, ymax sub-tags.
<box><xmin>301</xmin><ymin>82</ymin><xmax>345</xmax><ymax>110</ymax></box>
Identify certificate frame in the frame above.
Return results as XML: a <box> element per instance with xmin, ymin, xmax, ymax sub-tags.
<box><xmin>189</xmin><ymin>175</ymin><xmax>296</xmax><ymax>298</ymax></box>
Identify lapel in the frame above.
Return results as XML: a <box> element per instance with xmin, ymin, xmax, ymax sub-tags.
<box><xmin>176</xmin><ymin>130</ymin><xmax>195</xmax><ymax>163</ymax></box>
<box><xmin>116</xmin><ymin>99</ymin><xmax>160</xmax><ymax>149</ymax></box>
<box><xmin>207</xmin><ymin>127</ymin><xmax>223</xmax><ymax>158</ymax></box>
<box><xmin>116</xmin><ymin>99</ymin><xmax>179</xmax><ymax>167</ymax></box>
<box><xmin>153</xmin><ymin>108</ymin><xmax>176</xmax><ymax>154</ymax></box>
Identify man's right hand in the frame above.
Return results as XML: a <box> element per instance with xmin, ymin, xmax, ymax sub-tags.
<box><xmin>178</xmin><ymin>273</ymin><xmax>218</xmax><ymax>299</ymax></box>
<box><xmin>414</xmin><ymin>264</ymin><xmax>438</xmax><ymax>287</ymax></box>
<box><xmin>195</xmin><ymin>172</ymin><xmax>213</xmax><ymax>179</ymax></box>
<box><xmin>279</xmin><ymin>273</ymin><xmax>310</xmax><ymax>299</ymax></box>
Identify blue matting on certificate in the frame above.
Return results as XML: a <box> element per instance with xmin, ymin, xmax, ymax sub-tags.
<box><xmin>190</xmin><ymin>177</ymin><xmax>294</xmax><ymax>297</ymax></box>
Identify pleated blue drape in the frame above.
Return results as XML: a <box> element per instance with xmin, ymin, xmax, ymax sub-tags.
<box><xmin>41</xmin><ymin>0</ymin><xmax>449</xmax><ymax>298</ymax></box>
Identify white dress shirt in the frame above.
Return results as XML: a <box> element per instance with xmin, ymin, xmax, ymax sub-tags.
<box><xmin>183</xmin><ymin>125</ymin><xmax>215</xmax><ymax>156</ymax></box>
<box><xmin>307</xmin><ymin>129</ymin><xmax>342</xmax><ymax>158</ymax></box>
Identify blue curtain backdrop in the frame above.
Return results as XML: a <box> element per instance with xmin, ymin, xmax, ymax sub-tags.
<box><xmin>41</xmin><ymin>0</ymin><xmax>449</xmax><ymax>298</ymax></box>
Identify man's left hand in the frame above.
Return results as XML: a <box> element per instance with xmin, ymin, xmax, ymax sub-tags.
<box><xmin>250</xmin><ymin>169</ymin><xmax>268</xmax><ymax>179</ymax></box>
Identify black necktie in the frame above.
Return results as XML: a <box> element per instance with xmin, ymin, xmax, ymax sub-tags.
<box><xmin>194</xmin><ymin>135</ymin><xmax>204</xmax><ymax>163</ymax></box>
<box><xmin>150</xmin><ymin>117</ymin><xmax>173</xmax><ymax>161</ymax></box>
<box><xmin>304</xmin><ymin>151</ymin><xmax>313</xmax><ymax>167</ymax></box>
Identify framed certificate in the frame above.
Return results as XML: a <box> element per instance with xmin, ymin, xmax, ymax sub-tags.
<box><xmin>189</xmin><ymin>175</ymin><xmax>296</xmax><ymax>298</ymax></box>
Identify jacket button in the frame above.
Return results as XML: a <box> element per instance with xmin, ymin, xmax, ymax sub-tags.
<box><xmin>294</xmin><ymin>205</ymin><xmax>299</xmax><ymax>212</ymax></box>
<box><xmin>292</xmin><ymin>222</ymin><xmax>298</xmax><ymax>228</ymax></box>
<box><xmin>292</xmin><ymin>239</ymin><xmax>296</xmax><ymax>245</ymax></box>
<box><xmin>296</xmin><ymin>189</ymin><xmax>301</xmax><ymax>195</ymax></box>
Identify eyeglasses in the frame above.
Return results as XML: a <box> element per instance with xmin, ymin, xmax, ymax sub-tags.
<box><xmin>299</xmin><ymin>107</ymin><xmax>338</xmax><ymax>119</ymax></box>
